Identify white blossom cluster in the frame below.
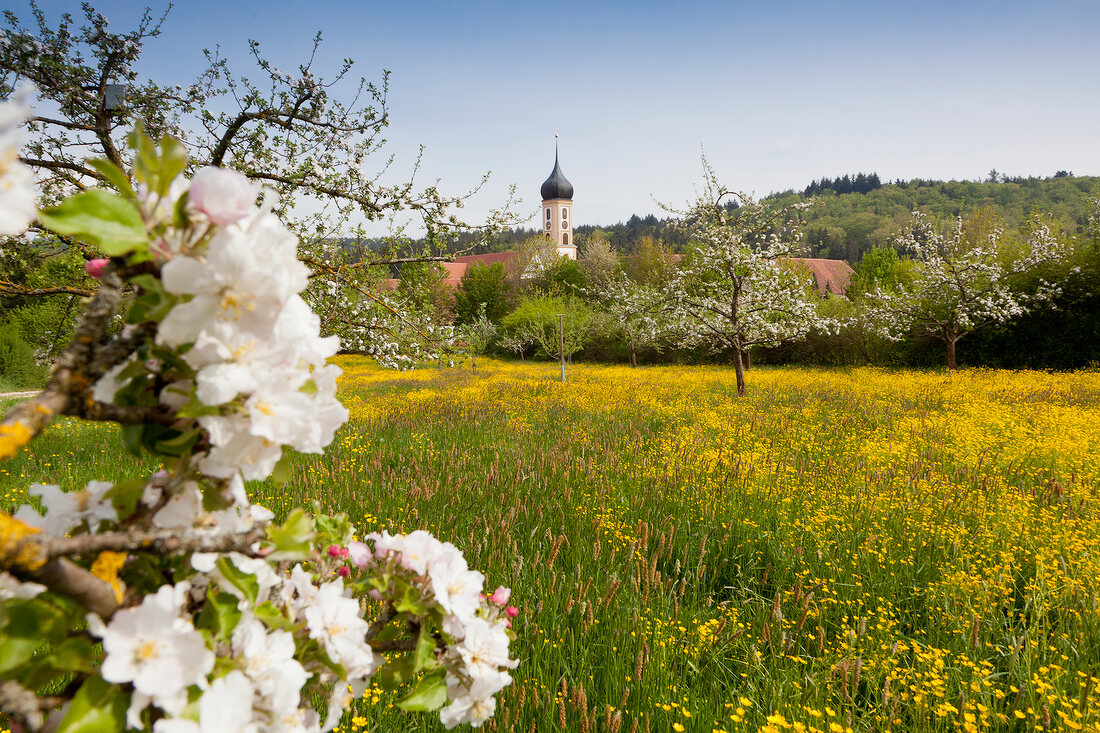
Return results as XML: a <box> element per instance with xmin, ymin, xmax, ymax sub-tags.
<box><xmin>592</xmin><ymin>272</ymin><xmax>678</xmax><ymax>357</ymax></box>
<box><xmin>0</xmin><ymin>82</ymin><xmax>37</xmax><ymax>235</ymax></box>
<box><xmin>666</xmin><ymin>189</ymin><xmax>831</xmax><ymax>355</ymax></box>
<box><xmin>861</xmin><ymin>212</ymin><xmax>1068</xmax><ymax>342</ymax></box>
<box><xmin>2</xmin><ymin>121</ymin><xmax>517</xmax><ymax>731</ymax></box>
<box><xmin>97</xmin><ymin>166</ymin><xmax>350</xmax><ymax>481</ymax></box>
<box><xmin>303</xmin><ymin>269</ymin><xmax>457</xmax><ymax>372</ymax></box>
<box><xmin>349</xmin><ymin>531</ymin><xmax>519</xmax><ymax>729</ymax></box>
<box><xmin>84</xmin><ymin>557</ymin><xmax>374</xmax><ymax>732</ymax></box>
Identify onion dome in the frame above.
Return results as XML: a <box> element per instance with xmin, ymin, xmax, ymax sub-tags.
<box><xmin>540</xmin><ymin>149</ymin><xmax>573</xmax><ymax>200</ymax></box>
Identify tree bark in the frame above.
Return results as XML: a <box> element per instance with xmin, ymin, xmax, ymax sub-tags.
<box><xmin>733</xmin><ymin>341</ymin><xmax>746</xmax><ymax>397</ymax></box>
<box><xmin>945</xmin><ymin>327</ymin><xmax>959</xmax><ymax>369</ymax></box>
<box><xmin>630</xmin><ymin>345</ymin><xmax>637</xmax><ymax>368</ymax></box>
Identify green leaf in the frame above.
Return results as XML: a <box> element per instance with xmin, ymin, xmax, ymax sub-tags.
<box><xmin>200</xmin><ymin>478</ymin><xmax>233</xmax><ymax>512</ymax></box>
<box><xmin>127</xmin><ymin>273</ymin><xmax>179</xmax><ymax>324</ymax></box>
<box><xmin>55</xmin><ymin>675</ymin><xmax>126</xmax><ymax>733</ymax></box>
<box><xmin>157</xmin><ymin>134</ymin><xmax>188</xmax><ymax>196</ymax></box>
<box><xmin>153</xmin><ymin>427</ymin><xmax>203</xmax><ymax>457</ymax></box>
<box><xmin>87</xmin><ymin>158</ymin><xmax>136</xmax><ymax>198</ymax></box>
<box><xmin>215</xmin><ymin>557</ymin><xmax>260</xmax><ymax>607</ymax></box>
<box><xmin>254</xmin><ymin>601</ymin><xmax>298</xmax><ymax>631</ymax></box>
<box><xmin>175</xmin><ymin>395</ymin><xmax>223</xmax><ymax>418</ymax></box>
<box><xmin>377</xmin><ymin>657</ymin><xmax>415</xmax><ymax>691</ymax></box>
<box><xmin>129</xmin><ymin>125</ymin><xmax>157</xmax><ymax>189</ymax></box>
<box><xmin>0</xmin><ymin>598</ymin><xmax>66</xmax><ymax>673</ymax></box>
<box><xmin>120</xmin><ymin>424</ymin><xmax>144</xmax><ymax>456</ymax></box>
<box><xmin>196</xmin><ymin>589</ymin><xmax>242</xmax><ymax>641</ymax></box>
<box><xmin>265</xmin><ymin>508</ymin><xmax>314</xmax><ymax>561</ymax></box>
<box><xmin>298</xmin><ymin>378</ymin><xmax>319</xmax><ymax>395</ymax></box>
<box><xmin>412</xmin><ymin>622</ymin><xmax>440</xmax><ymax>671</ymax></box>
<box><xmin>396</xmin><ymin>669</ymin><xmax>448</xmax><ymax>712</ymax></box>
<box><xmin>393</xmin><ymin>581</ymin><xmax>428</xmax><ymax>617</ymax></box>
<box><xmin>38</xmin><ymin>189</ymin><xmax>148</xmax><ymax>257</ymax></box>
<box><xmin>0</xmin><ymin>632</ymin><xmax>41</xmax><ymax>674</ymax></box>
<box><xmin>104</xmin><ymin>477</ymin><xmax>149</xmax><ymax>521</ymax></box>
<box><xmin>47</xmin><ymin>636</ymin><xmax>96</xmax><ymax>673</ymax></box>
<box><xmin>269</xmin><ymin>450</ymin><xmax>295</xmax><ymax>486</ymax></box>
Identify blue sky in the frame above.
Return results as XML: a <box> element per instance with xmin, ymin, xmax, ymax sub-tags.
<box><xmin>20</xmin><ymin>1</ymin><xmax>1100</xmax><ymax>232</ymax></box>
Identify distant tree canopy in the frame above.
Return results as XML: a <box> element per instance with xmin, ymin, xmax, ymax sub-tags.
<box><xmin>453</xmin><ymin>262</ymin><xmax>511</xmax><ymax>325</ymax></box>
<box><xmin>430</xmin><ymin>174</ymin><xmax>1099</xmax><ymax>269</ymax></box>
<box><xmin>803</xmin><ymin>172</ymin><xmax>883</xmax><ymax>197</ymax></box>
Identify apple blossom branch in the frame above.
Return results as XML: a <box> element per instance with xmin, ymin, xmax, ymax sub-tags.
<box><xmin>0</xmin><ymin>680</ymin><xmax>65</xmax><ymax>731</ymax></box>
<box><xmin>0</xmin><ymin>258</ymin><xmax>179</xmax><ymax>458</ymax></box>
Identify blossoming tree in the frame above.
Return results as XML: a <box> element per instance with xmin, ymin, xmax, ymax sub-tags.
<box><xmin>0</xmin><ymin>90</ymin><xmax>517</xmax><ymax>732</ymax></box>
<box><xmin>664</xmin><ymin>161</ymin><xmax>832</xmax><ymax>396</ymax></box>
<box><xmin>0</xmin><ymin>2</ymin><xmax>520</xmax><ymax>368</ymax></box>
<box><xmin>590</xmin><ymin>272</ymin><xmax>670</xmax><ymax>367</ymax></box>
<box><xmin>860</xmin><ymin>211</ymin><xmax>1067</xmax><ymax>369</ymax></box>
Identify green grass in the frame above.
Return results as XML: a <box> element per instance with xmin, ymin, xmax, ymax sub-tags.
<box><xmin>2</xmin><ymin>358</ymin><xmax>1099</xmax><ymax>733</ymax></box>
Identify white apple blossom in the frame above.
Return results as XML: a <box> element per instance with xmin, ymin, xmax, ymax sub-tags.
<box><xmin>88</xmin><ymin>582</ymin><xmax>214</xmax><ymax>705</ymax></box>
<box><xmin>14</xmin><ymin>480</ymin><xmax>116</xmax><ymax>535</ymax></box>
<box><xmin>392</xmin><ymin>529</ymin><xmax>442</xmax><ymax>575</ymax></box>
<box><xmin>440</xmin><ymin>671</ymin><xmax>512</xmax><ymax>729</ymax></box>
<box><xmin>189</xmin><ymin>166</ymin><xmax>260</xmax><ymax>226</ymax></box>
<box><xmin>153</xmin><ymin>671</ymin><xmax>258</xmax><ymax>733</ymax></box>
<box><xmin>158</xmin><ymin>214</ymin><xmax>307</xmax><ymax>348</ymax></box>
<box><xmin>197</xmin><ymin>415</ymin><xmax>285</xmax><ymax>481</ymax></box>
<box><xmin>438</xmin><ymin>692</ymin><xmax>497</xmax><ymax>730</ymax></box>
<box><xmin>3</xmin><ymin>158</ymin><xmax>518</xmax><ymax>733</ymax></box>
<box><xmin>0</xmin><ymin>82</ymin><xmax>37</xmax><ymax>236</ymax></box>
<box><xmin>303</xmin><ymin>578</ymin><xmax>376</xmax><ymax>678</ymax></box>
<box><xmin>450</xmin><ymin>617</ymin><xmax>517</xmax><ymax>679</ymax></box>
<box><xmin>232</xmin><ymin>616</ymin><xmax>310</xmax><ymax>712</ymax></box>
<box><xmin>0</xmin><ymin>571</ymin><xmax>44</xmax><ymax>600</ymax></box>
<box><xmin>428</xmin><ymin>548</ymin><xmax>484</xmax><ymax>622</ymax></box>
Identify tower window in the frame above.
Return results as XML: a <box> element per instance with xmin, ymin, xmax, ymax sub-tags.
<box><xmin>545</xmin><ymin>207</ymin><xmax>551</xmax><ymax>222</ymax></box>
<box><xmin>562</xmin><ymin>233</ymin><xmax>569</xmax><ymax>246</ymax></box>
<box><xmin>562</xmin><ymin>207</ymin><xmax>569</xmax><ymax>224</ymax></box>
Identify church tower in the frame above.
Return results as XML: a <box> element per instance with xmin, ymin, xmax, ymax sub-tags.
<box><xmin>540</xmin><ymin>141</ymin><xmax>576</xmax><ymax>260</ymax></box>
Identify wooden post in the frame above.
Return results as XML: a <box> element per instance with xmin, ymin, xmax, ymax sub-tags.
<box><xmin>557</xmin><ymin>313</ymin><xmax>566</xmax><ymax>383</ymax></box>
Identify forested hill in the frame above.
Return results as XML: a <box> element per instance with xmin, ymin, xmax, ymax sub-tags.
<box><xmin>461</xmin><ymin>174</ymin><xmax>1099</xmax><ymax>265</ymax></box>
<box><xmin>770</xmin><ymin>174</ymin><xmax>1100</xmax><ymax>262</ymax></box>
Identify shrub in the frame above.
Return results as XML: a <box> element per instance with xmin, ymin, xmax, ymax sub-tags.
<box><xmin>0</xmin><ymin>323</ymin><xmax>47</xmax><ymax>388</ymax></box>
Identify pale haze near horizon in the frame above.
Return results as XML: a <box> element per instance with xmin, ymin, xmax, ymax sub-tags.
<box><xmin>21</xmin><ymin>0</ymin><xmax>1100</xmax><ymax>235</ymax></box>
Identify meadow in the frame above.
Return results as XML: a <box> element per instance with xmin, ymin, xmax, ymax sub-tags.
<box><xmin>2</xmin><ymin>358</ymin><xmax>1099</xmax><ymax>733</ymax></box>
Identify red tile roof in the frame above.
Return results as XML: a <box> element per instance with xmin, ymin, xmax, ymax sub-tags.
<box><xmin>376</xmin><ymin>251</ymin><xmax>521</xmax><ymax>292</ymax></box>
<box><xmin>441</xmin><ymin>252</ymin><xmax>521</xmax><ymax>288</ymax></box>
<box><xmin>451</xmin><ymin>251</ymin><xmax>519</xmax><ymax>267</ymax></box>
<box><xmin>784</xmin><ymin>257</ymin><xmax>854</xmax><ymax>295</ymax></box>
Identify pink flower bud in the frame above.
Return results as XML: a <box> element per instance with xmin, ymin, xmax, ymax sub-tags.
<box><xmin>326</xmin><ymin>545</ymin><xmax>342</xmax><ymax>558</ymax></box>
<box><xmin>347</xmin><ymin>541</ymin><xmax>372</xmax><ymax>568</ymax></box>
<box><xmin>489</xmin><ymin>586</ymin><xmax>511</xmax><ymax>605</ymax></box>
<box><xmin>189</xmin><ymin>166</ymin><xmax>258</xmax><ymax>226</ymax></box>
<box><xmin>85</xmin><ymin>258</ymin><xmax>109</xmax><ymax>279</ymax></box>
<box><xmin>505</xmin><ymin>606</ymin><xmax>519</xmax><ymax>618</ymax></box>
<box><xmin>368</xmin><ymin>589</ymin><xmax>383</xmax><ymax>601</ymax></box>
<box><xmin>337</xmin><ymin>566</ymin><xmax>350</xmax><ymax>578</ymax></box>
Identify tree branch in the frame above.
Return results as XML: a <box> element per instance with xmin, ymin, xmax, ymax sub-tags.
<box><xmin>0</xmin><ymin>269</ymin><xmax>125</xmax><ymax>460</ymax></box>
<box><xmin>41</xmin><ymin>525</ymin><xmax>266</xmax><ymax>560</ymax></box>
<box><xmin>0</xmin><ymin>282</ymin><xmax>96</xmax><ymax>298</ymax></box>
